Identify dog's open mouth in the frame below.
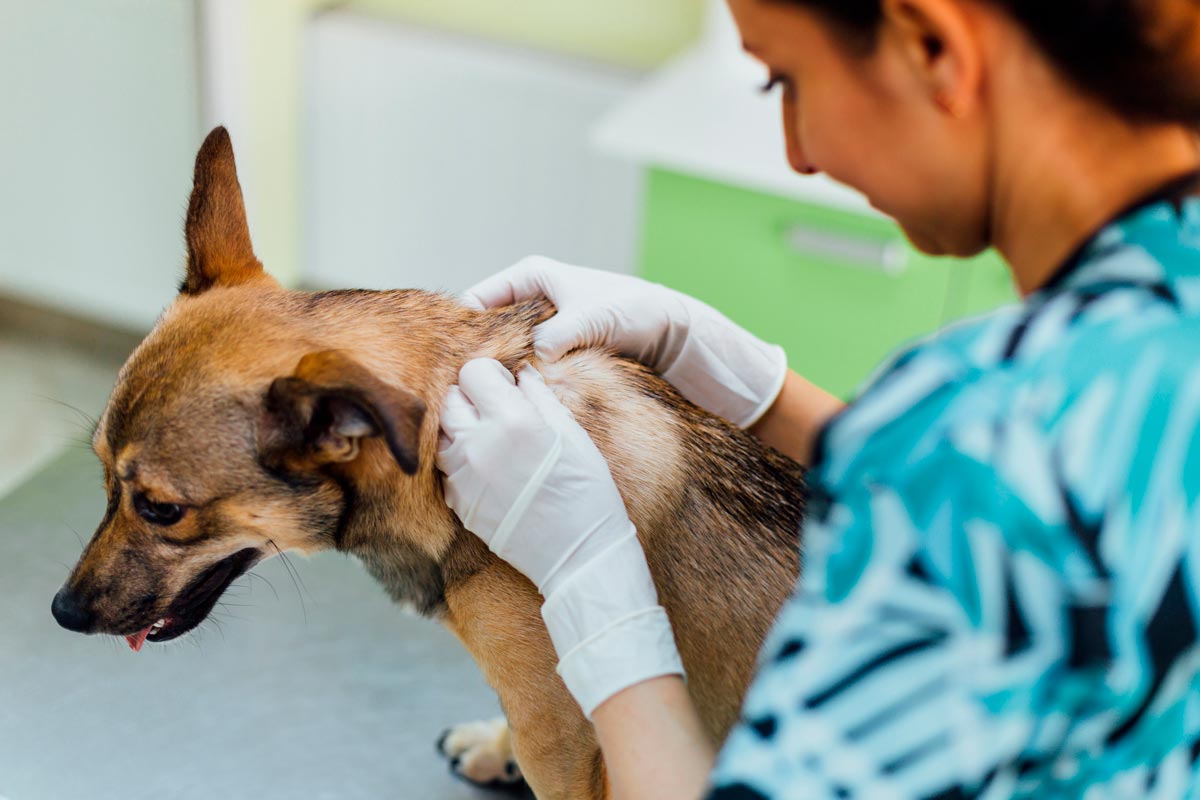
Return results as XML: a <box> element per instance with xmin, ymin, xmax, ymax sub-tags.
<box><xmin>124</xmin><ymin>548</ymin><xmax>262</xmax><ymax>652</ymax></box>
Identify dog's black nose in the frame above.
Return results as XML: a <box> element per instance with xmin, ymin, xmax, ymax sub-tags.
<box><xmin>51</xmin><ymin>587</ymin><xmax>95</xmax><ymax>633</ymax></box>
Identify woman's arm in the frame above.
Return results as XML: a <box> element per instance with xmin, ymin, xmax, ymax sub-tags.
<box><xmin>751</xmin><ymin>370</ymin><xmax>846</xmax><ymax>466</ymax></box>
<box><xmin>593</xmin><ymin>676</ymin><xmax>715</xmax><ymax>800</ymax></box>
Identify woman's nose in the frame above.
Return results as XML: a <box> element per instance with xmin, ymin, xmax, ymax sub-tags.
<box><xmin>780</xmin><ymin>100</ymin><xmax>819</xmax><ymax>175</ymax></box>
<box><xmin>785</xmin><ymin>144</ymin><xmax>819</xmax><ymax>176</ymax></box>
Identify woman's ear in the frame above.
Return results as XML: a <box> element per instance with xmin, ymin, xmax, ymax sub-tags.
<box><xmin>880</xmin><ymin>0</ymin><xmax>984</xmax><ymax>119</ymax></box>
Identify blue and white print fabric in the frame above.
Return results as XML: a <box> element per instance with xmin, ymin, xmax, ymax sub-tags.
<box><xmin>707</xmin><ymin>172</ymin><xmax>1200</xmax><ymax>799</ymax></box>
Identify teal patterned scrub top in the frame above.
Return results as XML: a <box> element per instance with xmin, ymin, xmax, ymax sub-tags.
<box><xmin>707</xmin><ymin>170</ymin><xmax>1200</xmax><ymax>799</ymax></box>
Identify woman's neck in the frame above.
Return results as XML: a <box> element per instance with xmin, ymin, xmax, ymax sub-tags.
<box><xmin>989</xmin><ymin>99</ymin><xmax>1200</xmax><ymax>296</ymax></box>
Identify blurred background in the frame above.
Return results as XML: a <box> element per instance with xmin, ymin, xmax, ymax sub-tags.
<box><xmin>0</xmin><ymin>1</ymin><xmax>1017</xmax><ymax>797</ymax></box>
<box><xmin>0</xmin><ymin>0</ymin><xmax>1021</xmax><ymax>494</ymax></box>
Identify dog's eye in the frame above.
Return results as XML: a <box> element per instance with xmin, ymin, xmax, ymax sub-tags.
<box><xmin>133</xmin><ymin>493</ymin><xmax>186</xmax><ymax>527</ymax></box>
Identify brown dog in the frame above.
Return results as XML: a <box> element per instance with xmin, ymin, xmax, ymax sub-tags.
<box><xmin>51</xmin><ymin>128</ymin><xmax>804</xmax><ymax>799</ymax></box>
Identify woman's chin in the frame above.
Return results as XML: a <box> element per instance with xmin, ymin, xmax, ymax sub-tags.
<box><xmin>886</xmin><ymin>216</ymin><xmax>942</xmax><ymax>256</ymax></box>
<box><xmin>894</xmin><ymin>218</ymin><xmax>983</xmax><ymax>259</ymax></box>
<box><xmin>903</xmin><ymin>230</ymin><xmax>950</xmax><ymax>257</ymax></box>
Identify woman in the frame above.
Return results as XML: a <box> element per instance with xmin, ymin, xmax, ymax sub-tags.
<box><xmin>435</xmin><ymin>0</ymin><xmax>1200</xmax><ymax>796</ymax></box>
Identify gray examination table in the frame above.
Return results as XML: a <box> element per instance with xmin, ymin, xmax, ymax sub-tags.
<box><xmin>0</xmin><ymin>449</ymin><xmax>530</xmax><ymax>799</ymax></box>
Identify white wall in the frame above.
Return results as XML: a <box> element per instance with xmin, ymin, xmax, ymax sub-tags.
<box><xmin>0</xmin><ymin>4</ymin><xmax>646</xmax><ymax>328</ymax></box>
<box><xmin>0</xmin><ymin>0</ymin><xmax>200</xmax><ymax>332</ymax></box>
<box><xmin>302</xmin><ymin>13</ymin><xmax>643</xmax><ymax>293</ymax></box>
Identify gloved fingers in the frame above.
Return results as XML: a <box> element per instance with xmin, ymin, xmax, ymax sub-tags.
<box><xmin>463</xmin><ymin>256</ymin><xmax>559</xmax><ymax>311</ymax></box>
<box><xmin>457</xmin><ymin>292</ymin><xmax>486</xmax><ymax>312</ymax></box>
<box><xmin>438</xmin><ymin>385</ymin><xmax>479</xmax><ymax>442</ymax></box>
<box><xmin>517</xmin><ymin>369</ymin><xmax>607</xmax><ymax>462</ymax></box>
<box><xmin>516</xmin><ymin>366</ymin><xmax>577</xmax><ymax>428</ymax></box>
<box><xmin>438</xmin><ymin>467</ymin><xmax>472</xmax><ymax>529</ymax></box>
<box><xmin>457</xmin><ymin>358</ymin><xmax>526</xmax><ymax>419</ymax></box>
<box><xmin>434</xmin><ymin>440</ymin><xmax>462</xmax><ymax>479</ymax></box>
<box><xmin>532</xmin><ymin>313</ymin><xmax>597</xmax><ymax>362</ymax></box>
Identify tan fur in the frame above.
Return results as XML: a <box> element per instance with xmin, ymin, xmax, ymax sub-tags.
<box><xmin>57</xmin><ymin>129</ymin><xmax>805</xmax><ymax>799</ymax></box>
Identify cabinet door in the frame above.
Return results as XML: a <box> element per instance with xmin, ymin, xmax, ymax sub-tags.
<box><xmin>639</xmin><ymin>169</ymin><xmax>1014</xmax><ymax>399</ymax></box>
<box><xmin>0</xmin><ymin>0</ymin><xmax>199</xmax><ymax>332</ymax></box>
<box><xmin>302</xmin><ymin>13</ymin><xmax>644</xmax><ymax>293</ymax></box>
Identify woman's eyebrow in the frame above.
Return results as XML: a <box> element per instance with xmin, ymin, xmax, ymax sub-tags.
<box><xmin>742</xmin><ymin>40</ymin><xmax>763</xmax><ymax>56</ymax></box>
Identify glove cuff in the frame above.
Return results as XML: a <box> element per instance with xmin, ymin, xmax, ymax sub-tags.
<box><xmin>540</xmin><ymin>530</ymin><xmax>685</xmax><ymax>717</ymax></box>
<box><xmin>662</xmin><ymin>305</ymin><xmax>788</xmax><ymax>428</ymax></box>
<box><xmin>555</xmin><ymin>606</ymin><xmax>685</xmax><ymax>718</ymax></box>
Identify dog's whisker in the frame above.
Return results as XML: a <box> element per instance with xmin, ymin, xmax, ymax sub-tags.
<box><xmin>278</xmin><ymin>548</ymin><xmax>312</xmax><ymax>599</ymax></box>
<box><xmin>246</xmin><ymin>570</ymin><xmax>281</xmax><ymax>603</ymax></box>
<box><xmin>222</xmin><ymin>580</ymin><xmax>252</xmax><ymax>598</ymax></box>
<box><xmin>269</xmin><ymin>541</ymin><xmax>309</xmax><ymax>625</ymax></box>
<box><xmin>33</xmin><ymin>395</ymin><xmax>100</xmax><ymax>435</ymax></box>
<box><xmin>64</xmin><ymin>524</ymin><xmax>85</xmax><ymax>548</ymax></box>
<box><xmin>204</xmin><ymin>615</ymin><xmax>227</xmax><ymax>642</ymax></box>
<box><xmin>213</xmin><ymin>599</ymin><xmax>254</xmax><ymax>621</ymax></box>
<box><xmin>58</xmin><ymin>434</ymin><xmax>96</xmax><ymax>450</ymax></box>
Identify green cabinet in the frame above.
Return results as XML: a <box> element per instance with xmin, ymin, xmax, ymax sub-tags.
<box><xmin>638</xmin><ymin>169</ymin><xmax>1017</xmax><ymax>399</ymax></box>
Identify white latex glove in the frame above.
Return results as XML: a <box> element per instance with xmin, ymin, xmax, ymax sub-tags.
<box><xmin>437</xmin><ymin>358</ymin><xmax>685</xmax><ymax>717</ymax></box>
<box><xmin>463</xmin><ymin>256</ymin><xmax>788</xmax><ymax>429</ymax></box>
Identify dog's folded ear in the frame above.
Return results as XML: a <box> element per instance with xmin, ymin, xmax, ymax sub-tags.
<box><xmin>180</xmin><ymin>127</ymin><xmax>268</xmax><ymax>296</ymax></box>
<box><xmin>262</xmin><ymin>351</ymin><xmax>426</xmax><ymax>475</ymax></box>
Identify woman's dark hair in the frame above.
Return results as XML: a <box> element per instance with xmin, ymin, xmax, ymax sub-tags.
<box><xmin>786</xmin><ymin>0</ymin><xmax>1200</xmax><ymax>124</ymax></box>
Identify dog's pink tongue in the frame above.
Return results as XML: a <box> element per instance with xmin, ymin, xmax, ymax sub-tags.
<box><xmin>125</xmin><ymin>627</ymin><xmax>151</xmax><ymax>653</ymax></box>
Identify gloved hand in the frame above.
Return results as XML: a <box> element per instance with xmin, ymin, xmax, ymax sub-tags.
<box><xmin>463</xmin><ymin>256</ymin><xmax>788</xmax><ymax>429</ymax></box>
<box><xmin>437</xmin><ymin>358</ymin><xmax>685</xmax><ymax>717</ymax></box>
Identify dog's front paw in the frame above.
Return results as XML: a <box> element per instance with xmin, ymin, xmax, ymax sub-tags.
<box><xmin>436</xmin><ymin>716</ymin><xmax>524</xmax><ymax>790</ymax></box>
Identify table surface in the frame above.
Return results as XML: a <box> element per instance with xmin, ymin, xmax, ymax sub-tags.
<box><xmin>0</xmin><ymin>448</ymin><xmax>523</xmax><ymax>800</ymax></box>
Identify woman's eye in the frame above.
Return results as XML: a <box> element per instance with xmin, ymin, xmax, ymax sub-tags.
<box><xmin>134</xmin><ymin>494</ymin><xmax>186</xmax><ymax>527</ymax></box>
<box><xmin>760</xmin><ymin>73</ymin><xmax>790</xmax><ymax>95</ymax></box>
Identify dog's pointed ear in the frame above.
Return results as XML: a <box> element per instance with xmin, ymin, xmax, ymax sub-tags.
<box><xmin>262</xmin><ymin>351</ymin><xmax>426</xmax><ymax>475</ymax></box>
<box><xmin>180</xmin><ymin>127</ymin><xmax>265</xmax><ymax>296</ymax></box>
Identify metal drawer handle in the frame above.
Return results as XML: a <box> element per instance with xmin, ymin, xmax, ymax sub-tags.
<box><xmin>782</xmin><ymin>223</ymin><xmax>909</xmax><ymax>276</ymax></box>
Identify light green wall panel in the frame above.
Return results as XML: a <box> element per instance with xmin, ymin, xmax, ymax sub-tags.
<box><xmin>638</xmin><ymin>169</ymin><xmax>1018</xmax><ymax>399</ymax></box>
<box><xmin>345</xmin><ymin>0</ymin><xmax>705</xmax><ymax>68</ymax></box>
